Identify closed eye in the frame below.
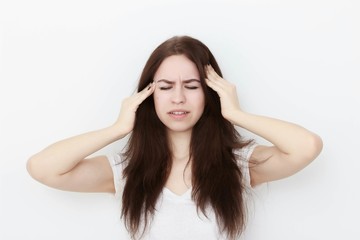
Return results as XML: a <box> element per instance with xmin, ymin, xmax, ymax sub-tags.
<box><xmin>160</xmin><ymin>86</ymin><xmax>199</xmax><ymax>90</ymax></box>
<box><xmin>185</xmin><ymin>86</ymin><xmax>199</xmax><ymax>89</ymax></box>
<box><xmin>159</xmin><ymin>86</ymin><xmax>172</xmax><ymax>90</ymax></box>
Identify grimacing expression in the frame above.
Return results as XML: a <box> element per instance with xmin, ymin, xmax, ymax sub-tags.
<box><xmin>153</xmin><ymin>54</ymin><xmax>205</xmax><ymax>134</ymax></box>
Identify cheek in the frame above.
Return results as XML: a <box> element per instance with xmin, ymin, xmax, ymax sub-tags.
<box><xmin>199</xmin><ymin>94</ymin><xmax>206</xmax><ymax>112</ymax></box>
<box><xmin>153</xmin><ymin>94</ymin><xmax>164</xmax><ymax>114</ymax></box>
<box><xmin>190</xmin><ymin>92</ymin><xmax>205</xmax><ymax>109</ymax></box>
<box><xmin>153</xmin><ymin>91</ymin><xmax>169</xmax><ymax>106</ymax></box>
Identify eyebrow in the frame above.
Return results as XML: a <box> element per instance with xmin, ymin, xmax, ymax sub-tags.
<box><xmin>156</xmin><ymin>79</ymin><xmax>200</xmax><ymax>84</ymax></box>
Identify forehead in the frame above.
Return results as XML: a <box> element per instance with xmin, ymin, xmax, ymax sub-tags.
<box><xmin>154</xmin><ymin>55</ymin><xmax>200</xmax><ymax>80</ymax></box>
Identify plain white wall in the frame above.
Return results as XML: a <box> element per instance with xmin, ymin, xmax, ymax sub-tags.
<box><xmin>1</xmin><ymin>0</ymin><xmax>359</xmax><ymax>239</ymax></box>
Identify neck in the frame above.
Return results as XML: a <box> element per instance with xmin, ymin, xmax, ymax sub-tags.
<box><xmin>167</xmin><ymin>130</ymin><xmax>192</xmax><ymax>162</ymax></box>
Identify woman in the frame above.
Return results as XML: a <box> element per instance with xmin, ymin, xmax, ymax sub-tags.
<box><xmin>27</xmin><ymin>36</ymin><xmax>323</xmax><ymax>239</ymax></box>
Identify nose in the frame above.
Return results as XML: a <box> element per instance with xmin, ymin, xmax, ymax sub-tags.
<box><xmin>171</xmin><ymin>86</ymin><xmax>186</xmax><ymax>104</ymax></box>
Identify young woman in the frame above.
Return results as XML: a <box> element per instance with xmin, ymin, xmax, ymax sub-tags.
<box><xmin>27</xmin><ymin>36</ymin><xmax>323</xmax><ymax>239</ymax></box>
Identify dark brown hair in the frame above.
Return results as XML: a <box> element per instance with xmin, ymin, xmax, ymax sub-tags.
<box><xmin>122</xmin><ymin>36</ymin><xmax>253</xmax><ymax>239</ymax></box>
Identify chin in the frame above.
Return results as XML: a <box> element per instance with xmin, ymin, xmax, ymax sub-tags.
<box><xmin>165</xmin><ymin>125</ymin><xmax>194</xmax><ymax>134</ymax></box>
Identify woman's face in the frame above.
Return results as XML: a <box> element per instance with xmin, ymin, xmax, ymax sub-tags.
<box><xmin>153</xmin><ymin>54</ymin><xmax>205</xmax><ymax>135</ymax></box>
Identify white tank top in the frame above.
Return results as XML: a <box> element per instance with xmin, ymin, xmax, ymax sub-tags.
<box><xmin>107</xmin><ymin>143</ymin><xmax>256</xmax><ymax>239</ymax></box>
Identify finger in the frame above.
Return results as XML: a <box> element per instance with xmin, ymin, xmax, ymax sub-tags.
<box><xmin>206</xmin><ymin>65</ymin><xmax>223</xmax><ymax>82</ymax></box>
<box><xmin>206</xmin><ymin>78</ymin><xmax>222</xmax><ymax>94</ymax></box>
<box><xmin>206</xmin><ymin>65</ymin><xmax>234</xmax><ymax>91</ymax></box>
<box><xmin>205</xmin><ymin>67</ymin><xmax>224</xmax><ymax>90</ymax></box>
<box><xmin>205</xmin><ymin>67</ymin><xmax>232</xmax><ymax>96</ymax></box>
<box><xmin>205</xmin><ymin>66</ymin><xmax>216</xmax><ymax>80</ymax></box>
<box><xmin>136</xmin><ymin>81</ymin><xmax>156</xmax><ymax>103</ymax></box>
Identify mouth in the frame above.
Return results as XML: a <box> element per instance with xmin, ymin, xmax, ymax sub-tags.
<box><xmin>168</xmin><ymin>111</ymin><xmax>189</xmax><ymax>115</ymax></box>
<box><xmin>167</xmin><ymin>111</ymin><xmax>190</xmax><ymax>119</ymax></box>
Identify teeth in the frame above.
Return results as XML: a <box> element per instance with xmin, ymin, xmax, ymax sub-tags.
<box><xmin>170</xmin><ymin>111</ymin><xmax>187</xmax><ymax>115</ymax></box>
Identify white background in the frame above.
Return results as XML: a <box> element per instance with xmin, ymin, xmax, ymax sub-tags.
<box><xmin>1</xmin><ymin>0</ymin><xmax>359</xmax><ymax>239</ymax></box>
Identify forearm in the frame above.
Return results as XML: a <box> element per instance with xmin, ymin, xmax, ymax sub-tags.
<box><xmin>232</xmin><ymin>110</ymin><xmax>322</xmax><ymax>160</ymax></box>
<box><xmin>28</xmin><ymin>125</ymin><xmax>126</xmax><ymax>177</ymax></box>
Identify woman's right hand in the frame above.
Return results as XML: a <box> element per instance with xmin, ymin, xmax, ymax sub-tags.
<box><xmin>27</xmin><ymin>81</ymin><xmax>156</xmax><ymax>193</ymax></box>
<box><xmin>113</xmin><ymin>81</ymin><xmax>156</xmax><ymax>136</ymax></box>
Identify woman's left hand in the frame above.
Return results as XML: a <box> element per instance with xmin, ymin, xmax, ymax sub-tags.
<box><xmin>205</xmin><ymin>65</ymin><xmax>241</xmax><ymax>123</ymax></box>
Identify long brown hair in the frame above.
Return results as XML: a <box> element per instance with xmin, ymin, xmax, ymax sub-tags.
<box><xmin>122</xmin><ymin>36</ymin><xmax>253</xmax><ymax>239</ymax></box>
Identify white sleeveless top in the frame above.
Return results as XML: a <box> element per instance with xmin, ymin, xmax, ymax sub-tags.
<box><xmin>107</xmin><ymin>144</ymin><xmax>257</xmax><ymax>240</ymax></box>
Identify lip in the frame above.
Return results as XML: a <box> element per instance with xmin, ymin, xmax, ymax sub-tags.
<box><xmin>167</xmin><ymin>109</ymin><xmax>190</xmax><ymax>119</ymax></box>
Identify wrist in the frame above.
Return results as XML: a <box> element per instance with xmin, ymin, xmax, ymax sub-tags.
<box><xmin>107</xmin><ymin>124</ymin><xmax>129</xmax><ymax>141</ymax></box>
<box><xmin>225</xmin><ymin>109</ymin><xmax>246</xmax><ymax>126</ymax></box>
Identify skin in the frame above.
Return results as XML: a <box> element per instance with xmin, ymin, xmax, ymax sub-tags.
<box><xmin>205</xmin><ymin>65</ymin><xmax>323</xmax><ymax>185</ymax></box>
<box><xmin>153</xmin><ymin>55</ymin><xmax>205</xmax><ymax>135</ymax></box>
<box><xmin>153</xmin><ymin>55</ymin><xmax>205</xmax><ymax>194</ymax></box>
<box><xmin>26</xmin><ymin>54</ymin><xmax>323</xmax><ymax>194</ymax></box>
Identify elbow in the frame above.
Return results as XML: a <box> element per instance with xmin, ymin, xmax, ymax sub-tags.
<box><xmin>26</xmin><ymin>155</ymin><xmax>50</xmax><ymax>184</ymax></box>
<box><xmin>304</xmin><ymin>133</ymin><xmax>323</xmax><ymax>163</ymax></box>
<box><xmin>26</xmin><ymin>155</ymin><xmax>41</xmax><ymax>181</ymax></box>
<box><xmin>27</xmin><ymin>155</ymin><xmax>67</xmax><ymax>189</ymax></box>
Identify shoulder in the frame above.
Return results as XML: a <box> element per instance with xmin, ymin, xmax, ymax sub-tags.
<box><xmin>106</xmin><ymin>153</ymin><xmax>126</xmax><ymax>199</ymax></box>
<box><xmin>107</xmin><ymin>153</ymin><xmax>123</xmax><ymax>166</ymax></box>
<box><xmin>235</xmin><ymin>142</ymin><xmax>258</xmax><ymax>162</ymax></box>
<box><xmin>234</xmin><ymin>142</ymin><xmax>258</xmax><ymax>187</ymax></box>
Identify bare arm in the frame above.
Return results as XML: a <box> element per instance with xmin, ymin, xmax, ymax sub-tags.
<box><xmin>27</xmin><ymin>82</ymin><xmax>156</xmax><ymax>192</ymax></box>
<box><xmin>27</xmin><ymin>127</ymin><xmax>123</xmax><ymax>192</ymax></box>
<box><xmin>229</xmin><ymin>111</ymin><xmax>322</xmax><ymax>186</ymax></box>
<box><xmin>205</xmin><ymin>65</ymin><xmax>323</xmax><ymax>186</ymax></box>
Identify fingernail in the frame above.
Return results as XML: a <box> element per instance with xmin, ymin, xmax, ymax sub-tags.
<box><xmin>147</xmin><ymin>82</ymin><xmax>152</xmax><ymax>90</ymax></box>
